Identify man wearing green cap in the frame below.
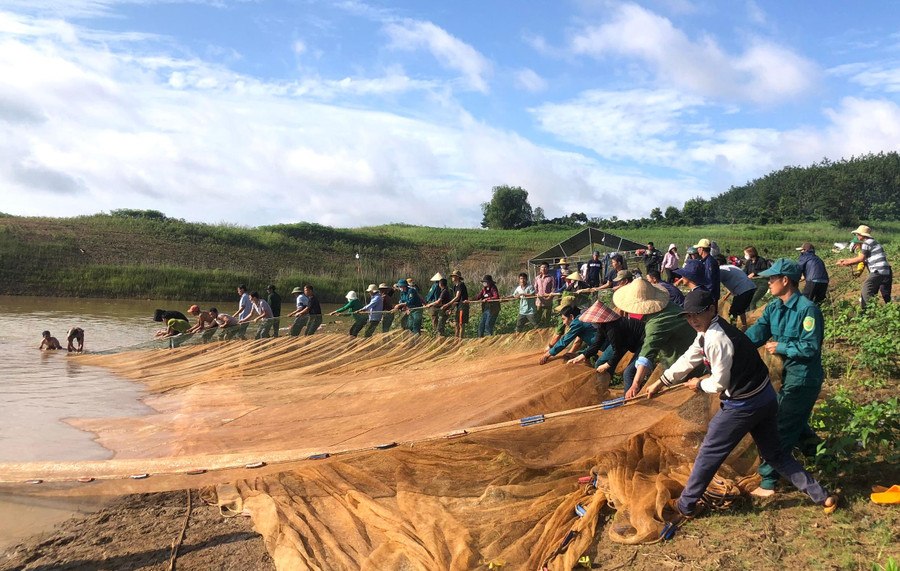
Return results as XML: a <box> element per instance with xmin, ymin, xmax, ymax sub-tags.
<box><xmin>744</xmin><ymin>258</ymin><xmax>825</xmax><ymax>497</ymax></box>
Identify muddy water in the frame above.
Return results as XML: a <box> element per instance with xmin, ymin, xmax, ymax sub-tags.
<box><xmin>0</xmin><ymin>295</ymin><xmax>347</xmax><ymax>463</ymax></box>
<box><xmin>0</xmin><ymin>296</ymin><xmax>199</xmax><ymax>463</ymax></box>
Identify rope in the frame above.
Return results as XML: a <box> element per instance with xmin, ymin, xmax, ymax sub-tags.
<box><xmin>168</xmin><ymin>489</ymin><xmax>192</xmax><ymax>571</ymax></box>
<box><xmin>1</xmin><ymin>384</ymin><xmax>687</xmax><ymax>485</ymax></box>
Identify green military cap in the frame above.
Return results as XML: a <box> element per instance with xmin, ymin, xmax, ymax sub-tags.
<box><xmin>758</xmin><ymin>258</ymin><xmax>802</xmax><ymax>281</ymax></box>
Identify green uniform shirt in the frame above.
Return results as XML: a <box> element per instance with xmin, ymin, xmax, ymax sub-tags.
<box><xmin>745</xmin><ymin>291</ymin><xmax>824</xmax><ymax>387</ymax></box>
<box><xmin>637</xmin><ymin>302</ymin><xmax>696</xmax><ymax>370</ymax></box>
<box><xmin>336</xmin><ymin>298</ymin><xmax>366</xmax><ymax>322</ymax></box>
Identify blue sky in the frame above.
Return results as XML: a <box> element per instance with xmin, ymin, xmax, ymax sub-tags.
<box><xmin>1</xmin><ymin>0</ymin><xmax>900</xmax><ymax>227</ymax></box>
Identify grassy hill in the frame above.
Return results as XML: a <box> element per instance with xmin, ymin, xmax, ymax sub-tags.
<box><xmin>1</xmin><ymin>212</ymin><xmax>897</xmax><ymax>302</ymax></box>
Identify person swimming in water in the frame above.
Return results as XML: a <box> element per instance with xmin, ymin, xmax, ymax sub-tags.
<box><xmin>39</xmin><ymin>330</ymin><xmax>62</xmax><ymax>350</ymax></box>
<box><xmin>66</xmin><ymin>327</ymin><xmax>85</xmax><ymax>352</ymax></box>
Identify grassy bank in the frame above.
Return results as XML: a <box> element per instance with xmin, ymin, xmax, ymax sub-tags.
<box><xmin>1</xmin><ymin>213</ymin><xmax>897</xmax><ymax>303</ymax></box>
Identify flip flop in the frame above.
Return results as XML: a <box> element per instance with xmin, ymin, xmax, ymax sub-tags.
<box><xmin>871</xmin><ymin>485</ymin><xmax>900</xmax><ymax>504</ymax></box>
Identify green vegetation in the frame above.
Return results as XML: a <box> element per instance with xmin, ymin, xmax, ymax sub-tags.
<box><xmin>1</xmin><ymin>207</ymin><xmax>897</xmax><ymax>566</ymax></box>
<box><xmin>1</xmin><ymin>210</ymin><xmax>896</xmax><ymax>304</ymax></box>
<box><xmin>479</xmin><ymin>152</ymin><xmax>900</xmax><ymax>231</ymax></box>
<box><xmin>481</xmin><ymin>185</ymin><xmax>534</xmax><ymax>229</ymax></box>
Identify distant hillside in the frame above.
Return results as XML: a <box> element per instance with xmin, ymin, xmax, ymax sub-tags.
<box><xmin>632</xmin><ymin>152</ymin><xmax>900</xmax><ymax>229</ymax></box>
<box><xmin>2</xmin><ymin>210</ymin><xmax>891</xmax><ymax>301</ymax></box>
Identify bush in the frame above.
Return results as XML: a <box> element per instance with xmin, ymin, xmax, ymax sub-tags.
<box><xmin>810</xmin><ymin>386</ymin><xmax>900</xmax><ymax>478</ymax></box>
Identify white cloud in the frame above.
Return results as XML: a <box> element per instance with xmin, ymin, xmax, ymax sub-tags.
<box><xmin>570</xmin><ymin>2</ymin><xmax>818</xmax><ymax>104</ymax></box>
<box><xmin>830</xmin><ymin>60</ymin><xmax>900</xmax><ymax>93</ymax></box>
<box><xmin>384</xmin><ymin>19</ymin><xmax>492</xmax><ymax>93</ymax></box>
<box><xmin>746</xmin><ymin>0</ymin><xmax>767</xmax><ymax>25</ymax></box>
<box><xmin>514</xmin><ymin>68</ymin><xmax>547</xmax><ymax>92</ymax></box>
<box><xmin>0</xmin><ymin>14</ymin><xmax>690</xmax><ymax>225</ymax></box>
<box><xmin>292</xmin><ymin>39</ymin><xmax>306</xmax><ymax>54</ymax></box>
<box><xmin>531</xmin><ymin>89</ymin><xmax>709</xmax><ymax>165</ymax></box>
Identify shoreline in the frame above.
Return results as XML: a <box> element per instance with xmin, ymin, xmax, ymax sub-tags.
<box><xmin>1</xmin><ymin>490</ymin><xmax>274</xmax><ymax>570</ymax></box>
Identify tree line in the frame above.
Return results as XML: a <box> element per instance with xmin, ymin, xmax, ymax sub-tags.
<box><xmin>482</xmin><ymin>152</ymin><xmax>900</xmax><ymax>230</ymax></box>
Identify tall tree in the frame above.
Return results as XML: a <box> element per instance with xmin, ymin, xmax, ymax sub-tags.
<box><xmin>481</xmin><ymin>185</ymin><xmax>533</xmax><ymax>229</ymax></box>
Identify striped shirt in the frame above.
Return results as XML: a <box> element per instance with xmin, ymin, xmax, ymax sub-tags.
<box><xmin>861</xmin><ymin>238</ymin><xmax>890</xmax><ymax>273</ymax></box>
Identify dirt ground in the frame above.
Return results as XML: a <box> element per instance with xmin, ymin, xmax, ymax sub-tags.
<box><xmin>1</xmin><ymin>491</ymin><xmax>274</xmax><ymax>571</ymax></box>
<box><xmin>3</xmin><ymin>479</ymin><xmax>897</xmax><ymax>571</ymax></box>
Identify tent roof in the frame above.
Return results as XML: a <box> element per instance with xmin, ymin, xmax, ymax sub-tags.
<box><xmin>528</xmin><ymin>227</ymin><xmax>645</xmax><ymax>265</ymax></box>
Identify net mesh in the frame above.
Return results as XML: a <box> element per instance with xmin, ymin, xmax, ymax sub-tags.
<box><xmin>0</xmin><ymin>328</ymin><xmax>773</xmax><ymax>570</ymax></box>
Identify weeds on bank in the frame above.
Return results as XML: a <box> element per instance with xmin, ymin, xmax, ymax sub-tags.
<box><xmin>810</xmin><ymin>387</ymin><xmax>900</xmax><ymax>480</ymax></box>
<box><xmin>825</xmin><ymin>300</ymin><xmax>900</xmax><ymax>378</ymax></box>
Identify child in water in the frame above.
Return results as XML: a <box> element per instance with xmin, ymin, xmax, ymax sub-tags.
<box><xmin>39</xmin><ymin>330</ymin><xmax>62</xmax><ymax>350</ymax></box>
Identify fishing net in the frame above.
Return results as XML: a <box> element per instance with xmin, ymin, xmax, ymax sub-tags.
<box><xmin>0</xmin><ymin>327</ymin><xmax>773</xmax><ymax>570</ymax></box>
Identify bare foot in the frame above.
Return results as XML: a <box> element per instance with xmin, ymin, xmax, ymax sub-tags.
<box><xmin>750</xmin><ymin>487</ymin><xmax>775</xmax><ymax>498</ymax></box>
<box><xmin>823</xmin><ymin>495</ymin><xmax>838</xmax><ymax>514</ymax></box>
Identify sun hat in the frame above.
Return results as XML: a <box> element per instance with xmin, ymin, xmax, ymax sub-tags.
<box><xmin>580</xmin><ymin>300</ymin><xmax>621</xmax><ymax>324</ymax></box>
<box><xmin>558</xmin><ymin>258</ymin><xmax>568</xmax><ymax>265</ymax></box>
<box><xmin>449</xmin><ymin>270</ymin><xmax>463</xmax><ymax>278</ymax></box>
<box><xmin>612</xmin><ymin>277</ymin><xmax>670</xmax><ymax>315</ymax></box>
<box><xmin>406</xmin><ymin>278</ymin><xmax>415</xmax><ymax>286</ymax></box>
<box><xmin>187</xmin><ymin>304</ymin><xmax>200</xmax><ymax>313</ymax></box>
<box><xmin>679</xmin><ymin>289</ymin><xmax>716</xmax><ymax>316</ymax></box>
<box><xmin>378</xmin><ymin>283</ymin><xmax>391</xmax><ymax>290</ymax></box>
<box><xmin>757</xmin><ymin>258</ymin><xmax>802</xmax><ymax>281</ymax></box>
<box><xmin>672</xmin><ymin>259</ymin><xmax>709</xmax><ymax>287</ymax></box>
<box><xmin>613</xmin><ymin>270</ymin><xmax>633</xmax><ymax>283</ymax></box>
<box><xmin>693</xmin><ymin>238</ymin><xmax>711</xmax><ymax>249</ymax></box>
<box><xmin>796</xmin><ymin>242</ymin><xmax>814</xmax><ymax>252</ymax></box>
<box><xmin>566</xmin><ymin>271</ymin><xmax>581</xmax><ymax>281</ymax></box>
<box><xmin>346</xmin><ymin>290</ymin><xmax>358</xmax><ymax>300</ymax></box>
<box><xmin>482</xmin><ymin>274</ymin><xmax>494</xmax><ymax>283</ymax></box>
<box><xmin>851</xmin><ymin>225</ymin><xmax>872</xmax><ymax>238</ymax></box>
<box><xmin>686</xmin><ymin>246</ymin><xmax>698</xmax><ymax>255</ymax></box>
<box><xmin>366</xmin><ymin>283</ymin><xmax>378</xmax><ymax>293</ymax></box>
<box><xmin>291</xmin><ymin>287</ymin><xmax>303</xmax><ymax>294</ymax></box>
<box><xmin>430</xmin><ymin>272</ymin><xmax>443</xmax><ymax>282</ymax></box>
<box><xmin>396</xmin><ymin>279</ymin><xmax>408</xmax><ymax>288</ymax></box>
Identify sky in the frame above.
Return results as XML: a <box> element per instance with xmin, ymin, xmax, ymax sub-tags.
<box><xmin>2</xmin><ymin>1</ymin><xmax>900</xmax><ymax>228</ymax></box>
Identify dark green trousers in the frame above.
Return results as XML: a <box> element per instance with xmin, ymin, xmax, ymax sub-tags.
<box><xmin>758</xmin><ymin>382</ymin><xmax>822</xmax><ymax>489</ymax></box>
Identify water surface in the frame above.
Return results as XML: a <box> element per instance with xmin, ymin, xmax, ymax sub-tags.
<box><xmin>0</xmin><ymin>296</ymin><xmax>197</xmax><ymax>462</ymax></box>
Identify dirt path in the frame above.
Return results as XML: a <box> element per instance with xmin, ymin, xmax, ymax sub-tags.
<box><xmin>1</xmin><ymin>491</ymin><xmax>274</xmax><ymax>571</ymax></box>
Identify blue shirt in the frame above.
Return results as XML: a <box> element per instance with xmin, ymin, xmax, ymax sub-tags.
<box><xmin>657</xmin><ymin>281</ymin><xmax>685</xmax><ymax>306</ymax></box>
<box><xmin>361</xmin><ymin>293</ymin><xmax>383</xmax><ymax>321</ymax></box>
<box><xmin>237</xmin><ymin>292</ymin><xmax>252</xmax><ymax>320</ymax></box>
<box><xmin>798</xmin><ymin>250</ymin><xmax>829</xmax><ymax>283</ymax></box>
<box><xmin>702</xmin><ymin>254</ymin><xmax>721</xmax><ymax>300</ymax></box>
<box><xmin>719</xmin><ymin>265</ymin><xmax>757</xmax><ymax>296</ymax></box>
<box><xmin>549</xmin><ymin>317</ymin><xmax>596</xmax><ymax>356</ymax></box>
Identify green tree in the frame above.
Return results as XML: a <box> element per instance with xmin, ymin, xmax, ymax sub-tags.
<box><xmin>481</xmin><ymin>185</ymin><xmax>533</xmax><ymax>229</ymax></box>
<box><xmin>650</xmin><ymin>207</ymin><xmax>663</xmax><ymax>222</ymax></box>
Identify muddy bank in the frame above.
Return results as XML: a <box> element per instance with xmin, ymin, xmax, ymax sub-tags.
<box><xmin>1</xmin><ymin>491</ymin><xmax>274</xmax><ymax>571</ymax></box>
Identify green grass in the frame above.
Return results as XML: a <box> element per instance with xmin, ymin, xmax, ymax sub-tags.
<box><xmin>1</xmin><ymin>214</ymin><xmax>897</xmax><ymax>302</ymax></box>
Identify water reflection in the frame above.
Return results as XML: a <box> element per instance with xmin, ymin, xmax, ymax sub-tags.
<box><xmin>0</xmin><ymin>296</ymin><xmax>206</xmax><ymax>463</ymax></box>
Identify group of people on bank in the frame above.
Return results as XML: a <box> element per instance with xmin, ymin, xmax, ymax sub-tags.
<box><xmin>534</xmin><ymin>225</ymin><xmax>893</xmax><ymax>523</ymax></box>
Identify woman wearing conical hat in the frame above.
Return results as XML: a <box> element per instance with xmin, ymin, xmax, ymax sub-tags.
<box><xmin>613</xmin><ymin>278</ymin><xmax>698</xmax><ymax>399</ymax></box>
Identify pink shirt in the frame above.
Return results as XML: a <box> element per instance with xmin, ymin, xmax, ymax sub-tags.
<box><xmin>534</xmin><ymin>274</ymin><xmax>556</xmax><ymax>307</ymax></box>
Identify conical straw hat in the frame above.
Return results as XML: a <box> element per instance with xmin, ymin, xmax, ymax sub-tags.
<box><xmin>612</xmin><ymin>277</ymin><xmax>669</xmax><ymax>314</ymax></box>
<box><xmin>580</xmin><ymin>300</ymin><xmax>620</xmax><ymax>324</ymax></box>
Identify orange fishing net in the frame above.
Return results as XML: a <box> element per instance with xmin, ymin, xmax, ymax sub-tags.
<box><xmin>0</xmin><ymin>330</ymin><xmax>765</xmax><ymax>570</ymax></box>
